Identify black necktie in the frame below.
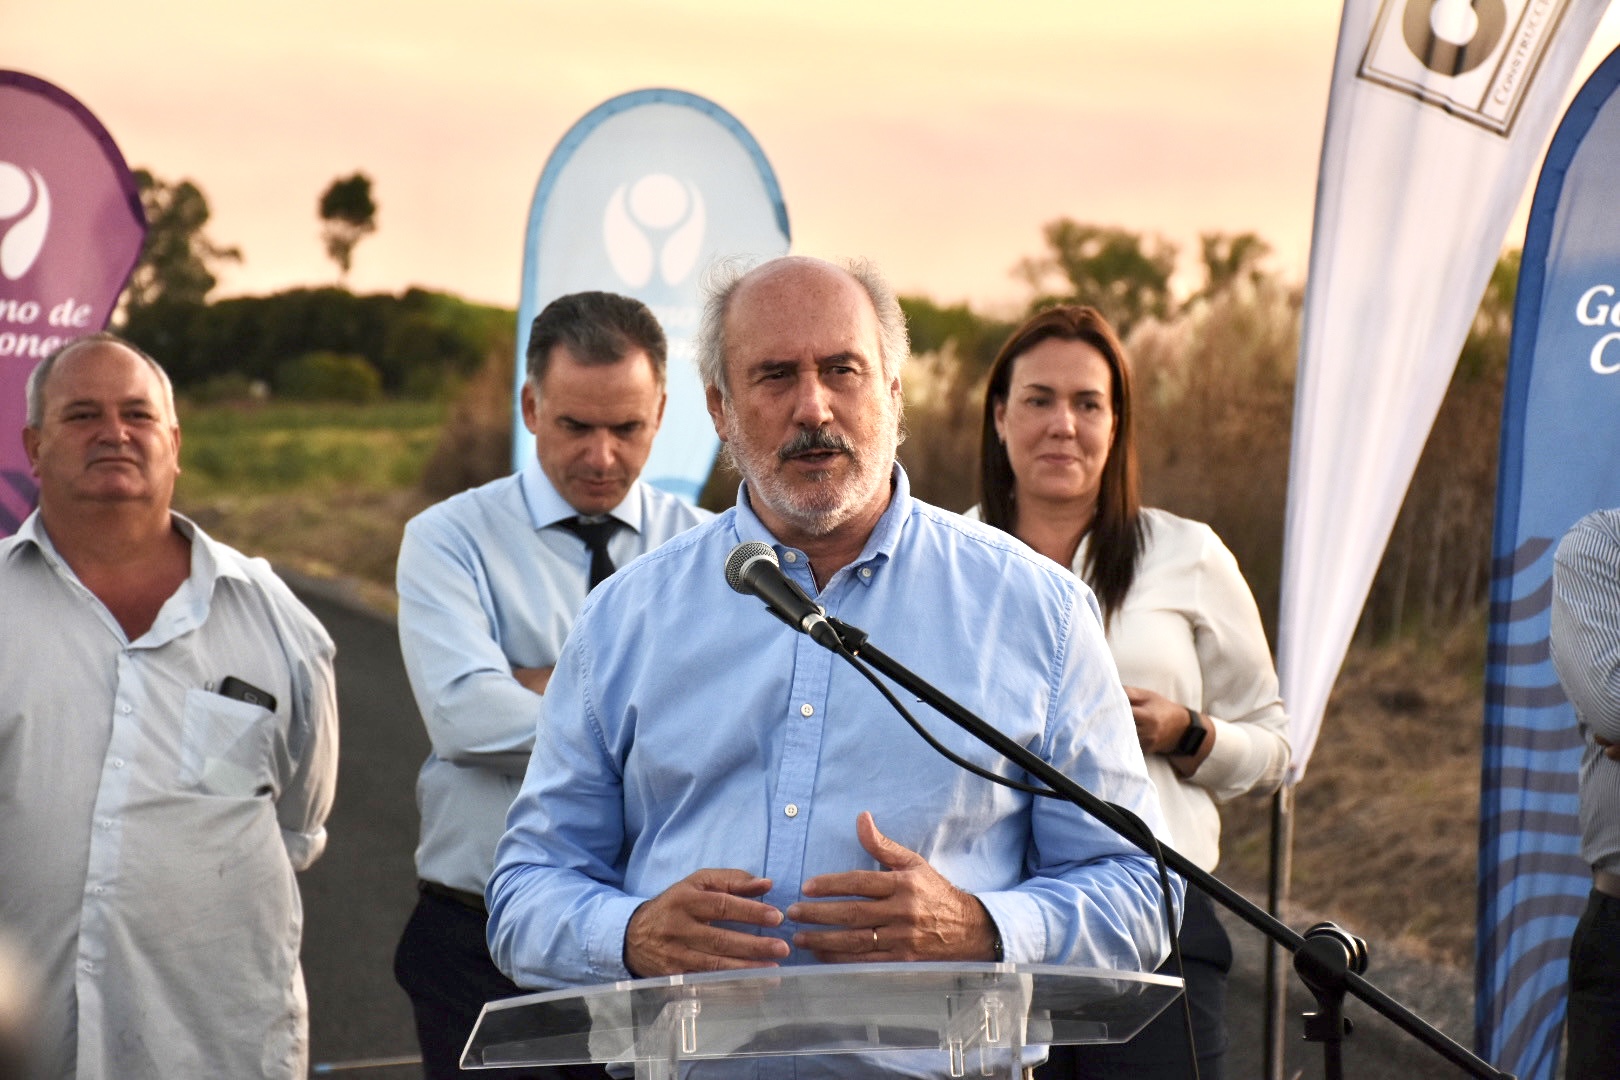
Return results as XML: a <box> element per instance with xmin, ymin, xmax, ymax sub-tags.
<box><xmin>554</xmin><ymin>517</ymin><xmax>624</xmax><ymax>591</ymax></box>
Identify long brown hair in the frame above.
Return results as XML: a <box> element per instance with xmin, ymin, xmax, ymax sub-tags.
<box><xmin>977</xmin><ymin>305</ymin><xmax>1144</xmax><ymax>622</ymax></box>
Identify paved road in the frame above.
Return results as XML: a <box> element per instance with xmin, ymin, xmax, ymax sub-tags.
<box><xmin>294</xmin><ymin>585</ymin><xmax>1482</xmax><ymax>1080</ymax></box>
<box><xmin>296</xmin><ymin>588</ymin><xmax>426</xmax><ymax>1078</ymax></box>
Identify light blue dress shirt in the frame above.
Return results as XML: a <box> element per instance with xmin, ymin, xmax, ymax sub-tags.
<box><xmin>487</xmin><ymin>465</ymin><xmax>1178</xmax><ymax>1075</ymax></box>
<box><xmin>396</xmin><ymin>458</ymin><xmax>711</xmax><ymax>894</ymax></box>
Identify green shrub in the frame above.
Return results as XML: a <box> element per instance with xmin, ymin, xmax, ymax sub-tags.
<box><xmin>185</xmin><ymin>371</ymin><xmax>267</xmax><ymax>405</ymax></box>
<box><xmin>275</xmin><ymin>351</ymin><xmax>383</xmax><ymax>402</ymax></box>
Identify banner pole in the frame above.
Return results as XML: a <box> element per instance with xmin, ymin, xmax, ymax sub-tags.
<box><xmin>1264</xmin><ymin>781</ymin><xmax>1296</xmax><ymax>1080</ymax></box>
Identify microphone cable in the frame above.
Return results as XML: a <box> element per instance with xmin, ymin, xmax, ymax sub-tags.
<box><xmin>817</xmin><ymin>626</ymin><xmax>1198</xmax><ymax>1079</ymax></box>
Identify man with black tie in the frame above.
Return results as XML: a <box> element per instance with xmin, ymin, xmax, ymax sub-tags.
<box><xmin>392</xmin><ymin>291</ymin><xmax>709</xmax><ymax>1079</ymax></box>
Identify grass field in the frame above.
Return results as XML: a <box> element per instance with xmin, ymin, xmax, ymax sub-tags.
<box><xmin>177</xmin><ymin>400</ymin><xmax>446</xmax><ymax>497</ymax></box>
<box><xmin>173</xmin><ymin>399</ymin><xmax>445</xmax><ymax>605</ymax></box>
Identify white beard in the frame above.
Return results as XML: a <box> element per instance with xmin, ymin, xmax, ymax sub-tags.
<box><xmin>724</xmin><ymin>405</ymin><xmax>900</xmax><ymax>539</ymax></box>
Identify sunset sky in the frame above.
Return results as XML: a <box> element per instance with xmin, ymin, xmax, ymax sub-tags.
<box><xmin>11</xmin><ymin>1</ymin><xmax>1620</xmax><ymax>312</ymax></box>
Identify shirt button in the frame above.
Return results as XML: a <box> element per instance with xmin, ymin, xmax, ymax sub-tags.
<box><xmin>111</xmin><ymin>759</ymin><xmax>125</xmax><ymax>769</ymax></box>
<box><xmin>800</xmin><ymin>703</ymin><xmax>814</xmax><ymax>717</ymax></box>
<box><xmin>784</xmin><ymin>804</ymin><xmax>800</xmax><ymax>818</ymax></box>
<box><xmin>92</xmin><ymin>886</ymin><xmax>106</xmax><ymax>896</ymax></box>
<box><xmin>860</xmin><ymin>567</ymin><xmax>872</xmax><ymax>579</ymax></box>
<box><xmin>80</xmin><ymin>961</ymin><xmax>94</xmax><ymax>973</ymax></box>
<box><xmin>783</xmin><ymin>551</ymin><xmax>798</xmax><ymax>563</ymax></box>
<box><xmin>98</xmin><ymin>819</ymin><xmax>114</xmax><ymax>830</ymax></box>
<box><xmin>118</xmin><ymin>704</ymin><xmax>132</xmax><ymax>714</ymax></box>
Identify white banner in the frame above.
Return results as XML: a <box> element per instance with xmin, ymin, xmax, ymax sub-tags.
<box><xmin>512</xmin><ymin>89</ymin><xmax>790</xmax><ymax>502</ymax></box>
<box><xmin>1279</xmin><ymin>0</ymin><xmax>1610</xmax><ymax>781</ymax></box>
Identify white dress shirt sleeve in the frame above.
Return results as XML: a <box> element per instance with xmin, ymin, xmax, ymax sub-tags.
<box><xmin>1185</xmin><ymin>527</ymin><xmax>1291</xmax><ymax>801</ymax></box>
<box><xmin>277</xmin><ymin>621</ymin><xmax>338</xmax><ymax>871</ymax></box>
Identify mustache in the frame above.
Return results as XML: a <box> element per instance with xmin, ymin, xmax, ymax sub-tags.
<box><xmin>777</xmin><ymin>428</ymin><xmax>854</xmax><ymax>462</ymax></box>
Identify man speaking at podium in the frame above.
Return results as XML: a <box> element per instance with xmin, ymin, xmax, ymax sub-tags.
<box><xmin>487</xmin><ymin>256</ymin><xmax>1177</xmax><ymax>1076</ymax></box>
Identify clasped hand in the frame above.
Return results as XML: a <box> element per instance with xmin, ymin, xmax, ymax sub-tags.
<box><xmin>1125</xmin><ymin>685</ymin><xmax>1189</xmax><ymax>755</ymax></box>
<box><xmin>623</xmin><ymin>811</ymin><xmax>995</xmax><ymax>978</ymax></box>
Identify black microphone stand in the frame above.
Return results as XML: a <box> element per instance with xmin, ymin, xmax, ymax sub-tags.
<box><xmin>820</xmin><ymin>615</ymin><xmax>1512</xmax><ymax>1080</ymax></box>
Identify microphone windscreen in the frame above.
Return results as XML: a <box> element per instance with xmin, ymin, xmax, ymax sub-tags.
<box><xmin>724</xmin><ymin>541</ymin><xmax>776</xmax><ymax>594</ymax></box>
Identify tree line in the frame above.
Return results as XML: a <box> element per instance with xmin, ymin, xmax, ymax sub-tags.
<box><xmin>898</xmin><ymin>217</ymin><xmax>1512</xmax><ymax>646</ymax></box>
<box><xmin>118</xmin><ymin>169</ymin><xmax>505</xmax><ymax>402</ymax></box>
<box><xmin>115</xmin><ymin>170</ymin><xmax>1509</xmax><ymax>644</ymax></box>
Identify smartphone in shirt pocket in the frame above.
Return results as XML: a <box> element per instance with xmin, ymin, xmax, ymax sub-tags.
<box><xmin>177</xmin><ymin>678</ymin><xmax>279</xmax><ymax>797</ymax></box>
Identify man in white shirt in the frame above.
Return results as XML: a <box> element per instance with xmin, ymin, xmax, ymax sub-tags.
<box><xmin>0</xmin><ymin>333</ymin><xmax>338</xmax><ymax>1079</ymax></box>
<box><xmin>393</xmin><ymin>291</ymin><xmax>709</xmax><ymax>1078</ymax></box>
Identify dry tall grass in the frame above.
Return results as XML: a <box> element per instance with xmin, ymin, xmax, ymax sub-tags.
<box><xmin>1220</xmin><ymin>613</ymin><xmax>1486</xmax><ymax>969</ymax></box>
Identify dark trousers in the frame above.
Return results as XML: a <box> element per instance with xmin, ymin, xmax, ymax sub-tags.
<box><xmin>1566</xmin><ymin>888</ymin><xmax>1620</xmax><ymax>1080</ymax></box>
<box><xmin>394</xmin><ymin>884</ymin><xmax>609</xmax><ymax>1079</ymax></box>
<box><xmin>1035</xmin><ymin>887</ymin><xmax>1232</xmax><ymax>1080</ymax></box>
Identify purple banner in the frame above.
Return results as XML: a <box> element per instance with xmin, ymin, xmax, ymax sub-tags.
<box><xmin>0</xmin><ymin>70</ymin><xmax>146</xmax><ymax>536</ymax></box>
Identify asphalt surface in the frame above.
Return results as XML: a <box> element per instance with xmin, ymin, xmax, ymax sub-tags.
<box><xmin>292</xmin><ymin>584</ymin><xmax>1482</xmax><ymax>1080</ymax></box>
<box><xmin>295</xmin><ymin>587</ymin><xmax>426</xmax><ymax>1078</ymax></box>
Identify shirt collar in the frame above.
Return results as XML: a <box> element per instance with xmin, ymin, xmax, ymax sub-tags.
<box><xmin>8</xmin><ymin>508</ymin><xmax>243</xmax><ymax>577</ymax></box>
<box><xmin>6</xmin><ymin>508</ymin><xmax>48</xmax><ymax>558</ymax></box>
<box><xmin>155</xmin><ymin>514</ymin><xmax>244</xmax><ymax>640</ymax></box>
<box><xmin>518</xmin><ymin>456</ymin><xmax>645</xmax><ymax>534</ymax></box>
<box><xmin>731</xmin><ymin>462</ymin><xmax>909</xmax><ymax>582</ymax></box>
<box><xmin>8</xmin><ymin>509</ymin><xmax>251</xmax><ymax>643</ymax></box>
<box><xmin>172</xmin><ymin>512</ymin><xmax>255</xmax><ymax>587</ymax></box>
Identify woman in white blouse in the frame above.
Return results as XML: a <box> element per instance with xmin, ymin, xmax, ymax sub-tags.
<box><xmin>968</xmin><ymin>304</ymin><xmax>1290</xmax><ymax>1080</ymax></box>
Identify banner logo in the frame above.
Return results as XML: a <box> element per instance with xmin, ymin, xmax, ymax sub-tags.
<box><xmin>512</xmin><ymin>89</ymin><xmax>790</xmax><ymax>497</ymax></box>
<box><xmin>1404</xmin><ymin>0</ymin><xmax>1508</xmax><ymax>75</ymax></box>
<box><xmin>604</xmin><ymin>173</ymin><xmax>706</xmax><ymax>289</ymax></box>
<box><xmin>0</xmin><ymin>161</ymin><xmax>50</xmax><ymax>280</ymax></box>
<box><xmin>1361</xmin><ymin>0</ymin><xmax>1574</xmax><ymax>134</ymax></box>
<box><xmin>1571</xmin><ymin>284</ymin><xmax>1620</xmax><ymax>372</ymax></box>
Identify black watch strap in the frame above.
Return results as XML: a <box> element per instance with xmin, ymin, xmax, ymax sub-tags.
<box><xmin>1173</xmin><ymin>706</ymin><xmax>1207</xmax><ymax>757</ymax></box>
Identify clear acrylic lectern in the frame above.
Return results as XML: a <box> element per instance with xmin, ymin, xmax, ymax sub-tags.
<box><xmin>461</xmin><ymin>961</ymin><xmax>1181</xmax><ymax>1078</ymax></box>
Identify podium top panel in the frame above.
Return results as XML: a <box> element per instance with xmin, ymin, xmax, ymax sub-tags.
<box><xmin>463</xmin><ymin>961</ymin><xmax>1182</xmax><ymax>1070</ymax></box>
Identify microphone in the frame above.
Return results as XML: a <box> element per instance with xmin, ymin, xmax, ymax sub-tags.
<box><xmin>724</xmin><ymin>541</ymin><xmax>842</xmax><ymax>650</ymax></box>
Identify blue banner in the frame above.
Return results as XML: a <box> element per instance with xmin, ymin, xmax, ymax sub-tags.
<box><xmin>1478</xmin><ymin>45</ymin><xmax>1620</xmax><ymax>1080</ymax></box>
<box><xmin>511</xmin><ymin>88</ymin><xmax>790</xmax><ymax>502</ymax></box>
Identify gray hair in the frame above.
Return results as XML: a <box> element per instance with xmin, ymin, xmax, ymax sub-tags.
<box><xmin>695</xmin><ymin>255</ymin><xmax>911</xmax><ymax>399</ymax></box>
<box><xmin>25</xmin><ymin>332</ymin><xmax>177</xmax><ymax>428</ymax></box>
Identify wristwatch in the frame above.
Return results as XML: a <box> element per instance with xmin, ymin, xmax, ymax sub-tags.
<box><xmin>1173</xmin><ymin>706</ymin><xmax>1207</xmax><ymax>757</ymax></box>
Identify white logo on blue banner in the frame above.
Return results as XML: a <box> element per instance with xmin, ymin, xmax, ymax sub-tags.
<box><xmin>511</xmin><ymin>89</ymin><xmax>791</xmax><ymax>502</ymax></box>
<box><xmin>1479</xmin><ymin>45</ymin><xmax>1620</xmax><ymax>1080</ymax></box>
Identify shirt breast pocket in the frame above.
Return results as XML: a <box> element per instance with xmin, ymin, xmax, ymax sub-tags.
<box><xmin>178</xmin><ymin>688</ymin><xmax>278</xmax><ymax>798</ymax></box>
